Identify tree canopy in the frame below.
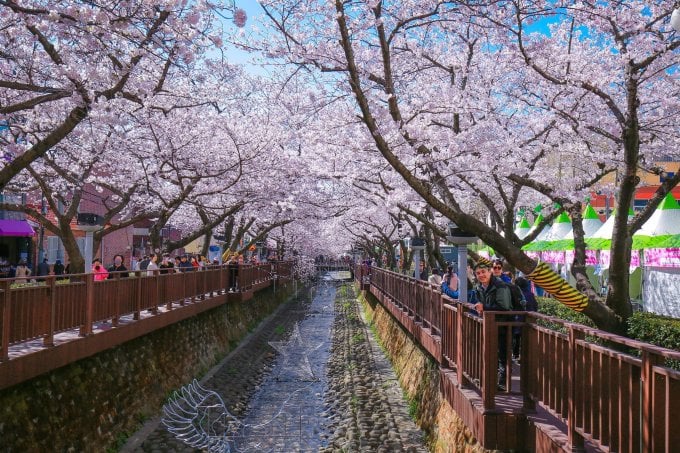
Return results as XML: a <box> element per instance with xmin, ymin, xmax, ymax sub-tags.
<box><xmin>1</xmin><ymin>1</ymin><xmax>679</xmax><ymax>333</ymax></box>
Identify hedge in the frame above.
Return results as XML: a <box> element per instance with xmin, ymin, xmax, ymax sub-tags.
<box><xmin>537</xmin><ymin>297</ymin><xmax>680</xmax><ymax>352</ymax></box>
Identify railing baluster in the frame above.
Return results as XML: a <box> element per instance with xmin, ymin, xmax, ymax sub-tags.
<box><xmin>44</xmin><ymin>276</ymin><xmax>56</xmax><ymax>347</ymax></box>
<box><xmin>642</xmin><ymin>348</ymin><xmax>663</xmax><ymax>452</ymax></box>
<box><xmin>482</xmin><ymin>311</ymin><xmax>497</xmax><ymax>409</ymax></box>
<box><xmin>1</xmin><ymin>280</ymin><xmax>10</xmax><ymax>361</ymax></box>
<box><xmin>568</xmin><ymin>326</ymin><xmax>585</xmax><ymax>451</ymax></box>
<box><xmin>80</xmin><ymin>273</ymin><xmax>94</xmax><ymax>336</ymax></box>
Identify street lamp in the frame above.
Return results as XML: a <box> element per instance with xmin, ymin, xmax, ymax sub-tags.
<box><xmin>672</xmin><ymin>8</ymin><xmax>680</xmax><ymax>32</ymax></box>
<box><xmin>409</xmin><ymin>236</ymin><xmax>426</xmax><ymax>280</ymax></box>
<box><xmin>446</xmin><ymin>221</ymin><xmax>478</xmax><ymax>303</ymax></box>
<box><xmin>78</xmin><ymin>225</ymin><xmax>101</xmax><ymax>272</ymax></box>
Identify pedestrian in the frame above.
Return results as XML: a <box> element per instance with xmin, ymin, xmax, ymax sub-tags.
<box><xmin>159</xmin><ymin>254</ymin><xmax>174</xmax><ymax>274</ymax></box>
<box><xmin>92</xmin><ymin>258</ymin><xmax>109</xmax><ymax>281</ymax></box>
<box><xmin>146</xmin><ymin>253</ymin><xmax>159</xmax><ymax>276</ymax></box>
<box><xmin>441</xmin><ymin>264</ymin><xmax>459</xmax><ymax>299</ymax></box>
<box><xmin>53</xmin><ymin>259</ymin><xmax>65</xmax><ymax>279</ymax></box>
<box><xmin>512</xmin><ymin>277</ymin><xmax>538</xmax><ymax>361</ymax></box>
<box><xmin>138</xmin><ymin>255</ymin><xmax>150</xmax><ymax>271</ymax></box>
<box><xmin>228</xmin><ymin>255</ymin><xmax>239</xmax><ymax>292</ymax></box>
<box><xmin>178</xmin><ymin>255</ymin><xmax>193</xmax><ymax>272</ymax></box>
<box><xmin>37</xmin><ymin>258</ymin><xmax>50</xmax><ymax>279</ymax></box>
<box><xmin>413</xmin><ymin>260</ymin><xmax>428</xmax><ymax>280</ymax></box>
<box><xmin>492</xmin><ymin>259</ymin><xmax>511</xmax><ymax>283</ymax></box>
<box><xmin>107</xmin><ymin>254</ymin><xmax>129</xmax><ymax>279</ymax></box>
<box><xmin>15</xmin><ymin>259</ymin><xmax>31</xmax><ymax>280</ymax></box>
<box><xmin>472</xmin><ymin>261</ymin><xmax>512</xmax><ymax>391</ymax></box>
<box><xmin>428</xmin><ymin>268</ymin><xmax>442</xmax><ymax>287</ymax></box>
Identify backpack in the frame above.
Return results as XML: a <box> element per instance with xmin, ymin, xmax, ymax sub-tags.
<box><xmin>507</xmin><ymin>282</ymin><xmax>527</xmax><ymax>311</ymax></box>
<box><xmin>492</xmin><ymin>278</ymin><xmax>526</xmax><ymax>311</ymax></box>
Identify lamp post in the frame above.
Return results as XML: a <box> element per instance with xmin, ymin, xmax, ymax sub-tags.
<box><xmin>446</xmin><ymin>222</ymin><xmax>478</xmax><ymax>303</ymax></box>
<box><xmin>409</xmin><ymin>236</ymin><xmax>426</xmax><ymax>280</ymax></box>
<box><xmin>78</xmin><ymin>225</ymin><xmax>101</xmax><ymax>272</ymax></box>
<box><xmin>672</xmin><ymin>8</ymin><xmax>680</xmax><ymax>32</ymax></box>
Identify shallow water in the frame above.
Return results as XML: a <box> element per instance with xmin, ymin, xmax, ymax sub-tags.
<box><xmin>229</xmin><ymin>283</ymin><xmax>336</xmax><ymax>452</ymax></box>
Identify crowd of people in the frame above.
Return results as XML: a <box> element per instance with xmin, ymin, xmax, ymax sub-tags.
<box><xmin>0</xmin><ymin>250</ymin><xmax>280</xmax><ymax>286</ymax></box>
<box><xmin>0</xmin><ymin>257</ymin><xmax>66</xmax><ymax>280</ymax></box>
<box><xmin>377</xmin><ymin>255</ymin><xmax>541</xmax><ymax>391</ymax></box>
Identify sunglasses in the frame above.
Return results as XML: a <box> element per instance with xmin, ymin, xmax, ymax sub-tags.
<box><xmin>493</xmin><ymin>265</ymin><xmax>502</xmax><ymax>269</ymax></box>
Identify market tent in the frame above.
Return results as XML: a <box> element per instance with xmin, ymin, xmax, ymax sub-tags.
<box><xmin>528</xmin><ymin>214</ymin><xmax>550</xmax><ymax>241</ymax></box>
<box><xmin>587</xmin><ymin>208</ymin><xmax>635</xmax><ymax>250</ymax></box>
<box><xmin>564</xmin><ymin>204</ymin><xmax>603</xmax><ymax>239</ymax></box>
<box><xmin>633</xmin><ymin>192</ymin><xmax>680</xmax><ymax>248</ymax></box>
<box><xmin>514</xmin><ymin>216</ymin><xmax>531</xmax><ymax>240</ymax></box>
<box><xmin>543</xmin><ymin>211</ymin><xmax>572</xmax><ymax>241</ymax></box>
<box><xmin>523</xmin><ymin>211</ymin><xmax>571</xmax><ymax>253</ymax></box>
<box><xmin>549</xmin><ymin>204</ymin><xmax>603</xmax><ymax>252</ymax></box>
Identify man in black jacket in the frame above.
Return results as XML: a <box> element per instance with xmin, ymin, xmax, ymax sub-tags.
<box><xmin>473</xmin><ymin>262</ymin><xmax>513</xmax><ymax>390</ymax></box>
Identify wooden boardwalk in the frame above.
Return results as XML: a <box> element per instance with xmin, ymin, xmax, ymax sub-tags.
<box><xmin>0</xmin><ymin>262</ymin><xmax>293</xmax><ymax>390</ymax></box>
<box><xmin>358</xmin><ymin>265</ymin><xmax>680</xmax><ymax>452</ymax></box>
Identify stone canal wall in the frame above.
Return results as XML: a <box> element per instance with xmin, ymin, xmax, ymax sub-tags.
<box><xmin>0</xmin><ymin>285</ymin><xmax>295</xmax><ymax>452</ymax></box>
<box><xmin>359</xmin><ymin>289</ymin><xmax>487</xmax><ymax>453</ymax></box>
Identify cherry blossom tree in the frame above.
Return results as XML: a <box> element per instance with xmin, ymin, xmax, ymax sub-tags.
<box><xmin>0</xmin><ymin>0</ymin><xmax>242</xmax><ymax>188</ymax></box>
<box><xmin>257</xmin><ymin>0</ymin><xmax>680</xmax><ymax>334</ymax></box>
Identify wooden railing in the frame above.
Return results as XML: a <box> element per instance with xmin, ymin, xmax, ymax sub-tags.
<box><xmin>0</xmin><ymin>261</ymin><xmax>293</xmax><ymax>361</ymax></box>
<box><xmin>359</xmin><ymin>266</ymin><xmax>680</xmax><ymax>452</ymax></box>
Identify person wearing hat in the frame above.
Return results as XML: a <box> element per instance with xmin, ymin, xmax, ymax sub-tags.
<box><xmin>473</xmin><ymin>261</ymin><xmax>512</xmax><ymax>390</ymax></box>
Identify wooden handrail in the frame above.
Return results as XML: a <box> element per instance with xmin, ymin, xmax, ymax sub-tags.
<box><xmin>0</xmin><ymin>261</ymin><xmax>294</xmax><ymax>353</ymax></box>
<box><xmin>358</xmin><ymin>264</ymin><xmax>680</xmax><ymax>452</ymax></box>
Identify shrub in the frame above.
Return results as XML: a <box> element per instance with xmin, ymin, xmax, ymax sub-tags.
<box><xmin>536</xmin><ymin>297</ymin><xmax>595</xmax><ymax>328</ymax></box>
<box><xmin>538</xmin><ymin>297</ymin><xmax>680</xmax><ymax>353</ymax></box>
<box><xmin>627</xmin><ymin>312</ymin><xmax>680</xmax><ymax>352</ymax></box>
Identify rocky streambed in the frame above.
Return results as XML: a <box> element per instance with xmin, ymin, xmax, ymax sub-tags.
<box><xmin>123</xmin><ymin>282</ymin><xmax>427</xmax><ymax>452</ymax></box>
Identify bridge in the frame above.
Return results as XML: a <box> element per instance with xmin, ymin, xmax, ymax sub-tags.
<box><xmin>357</xmin><ymin>265</ymin><xmax>680</xmax><ymax>452</ymax></box>
<box><xmin>315</xmin><ymin>262</ymin><xmax>353</xmax><ymax>281</ymax></box>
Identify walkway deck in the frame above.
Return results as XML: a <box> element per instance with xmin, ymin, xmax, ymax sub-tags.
<box><xmin>360</xmin><ymin>265</ymin><xmax>680</xmax><ymax>452</ymax></box>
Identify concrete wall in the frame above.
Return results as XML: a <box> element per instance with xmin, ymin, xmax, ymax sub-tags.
<box><xmin>0</xmin><ymin>285</ymin><xmax>294</xmax><ymax>452</ymax></box>
<box><xmin>359</xmin><ymin>290</ymin><xmax>488</xmax><ymax>453</ymax></box>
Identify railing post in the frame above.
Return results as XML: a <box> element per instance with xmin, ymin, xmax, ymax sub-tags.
<box><xmin>80</xmin><ymin>273</ymin><xmax>94</xmax><ymax>336</ymax></box>
<box><xmin>482</xmin><ymin>311</ymin><xmax>497</xmax><ymax>410</ymax></box>
<box><xmin>521</xmin><ymin>314</ymin><xmax>536</xmax><ymax>412</ymax></box>
<box><xmin>166</xmin><ymin>272</ymin><xmax>174</xmax><ymax>311</ymax></box>
<box><xmin>132</xmin><ymin>270</ymin><xmax>141</xmax><ymax>321</ymax></box>
<box><xmin>44</xmin><ymin>276</ymin><xmax>56</xmax><ymax>347</ymax></box>
<box><xmin>201</xmin><ymin>267</ymin><xmax>206</xmax><ymax>300</ymax></box>
<box><xmin>1</xmin><ymin>280</ymin><xmax>10</xmax><ymax>361</ymax></box>
<box><xmin>180</xmin><ymin>271</ymin><xmax>186</xmax><ymax>306</ymax></box>
<box><xmin>456</xmin><ymin>301</ymin><xmax>467</xmax><ymax>386</ymax></box>
<box><xmin>107</xmin><ymin>272</ymin><xmax>117</xmax><ymax>326</ymax></box>
<box><xmin>642</xmin><ymin>348</ymin><xmax>663</xmax><ymax>452</ymax></box>
<box><xmin>568</xmin><ymin>325</ymin><xmax>585</xmax><ymax>451</ymax></box>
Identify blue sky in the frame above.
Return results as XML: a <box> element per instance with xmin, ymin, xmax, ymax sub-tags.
<box><xmin>223</xmin><ymin>2</ymin><xmax>565</xmax><ymax>72</ymax></box>
<box><xmin>223</xmin><ymin>0</ymin><xmax>266</xmax><ymax>69</ymax></box>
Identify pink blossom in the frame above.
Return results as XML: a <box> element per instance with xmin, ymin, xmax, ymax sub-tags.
<box><xmin>233</xmin><ymin>8</ymin><xmax>247</xmax><ymax>28</ymax></box>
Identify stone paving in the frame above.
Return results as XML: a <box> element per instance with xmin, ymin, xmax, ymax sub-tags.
<box><xmin>122</xmin><ymin>282</ymin><xmax>427</xmax><ymax>452</ymax></box>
